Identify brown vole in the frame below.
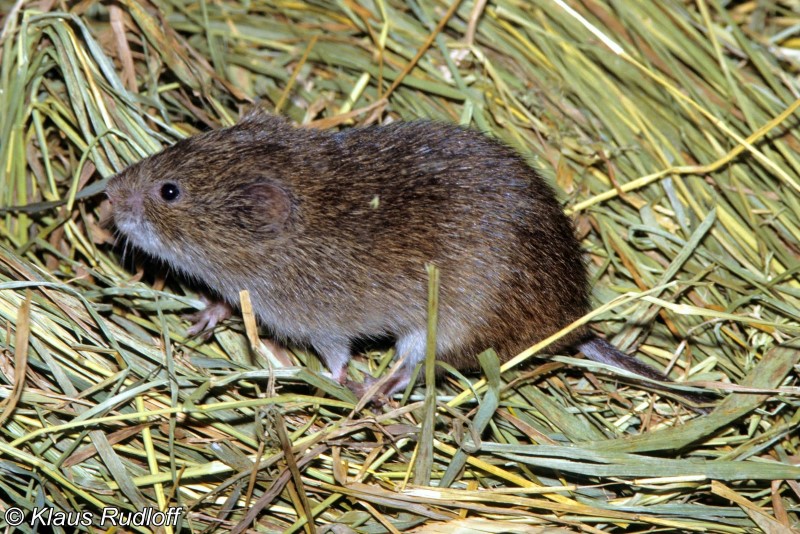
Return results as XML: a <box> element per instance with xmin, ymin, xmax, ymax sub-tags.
<box><xmin>107</xmin><ymin>110</ymin><xmax>709</xmax><ymax>408</ymax></box>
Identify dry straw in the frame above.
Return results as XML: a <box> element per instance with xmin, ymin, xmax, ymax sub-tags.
<box><xmin>0</xmin><ymin>0</ymin><xmax>798</xmax><ymax>532</ymax></box>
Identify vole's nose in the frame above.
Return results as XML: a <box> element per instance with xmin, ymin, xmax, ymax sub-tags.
<box><xmin>105</xmin><ymin>179</ymin><xmax>120</xmax><ymax>204</ymax></box>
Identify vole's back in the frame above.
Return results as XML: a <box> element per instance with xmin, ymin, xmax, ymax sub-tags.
<box><xmin>290</xmin><ymin>121</ymin><xmax>590</xmax><ymax>368</ymax></box>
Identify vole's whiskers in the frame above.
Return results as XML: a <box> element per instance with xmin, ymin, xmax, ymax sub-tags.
<box><xmin>119</xmin><ymin>233</ymin><xmax>132</xmax><ymax>266</ymax></box>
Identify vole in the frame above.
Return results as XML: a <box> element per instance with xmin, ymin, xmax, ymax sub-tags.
<box><xmin>107</xmin><ymin>110</ymin><xmax>710</xmax><ymax>408</ymax></box>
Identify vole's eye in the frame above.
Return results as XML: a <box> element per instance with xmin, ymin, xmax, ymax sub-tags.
<box><xmin>160</xmin><ymin>183</ymin><xmax>181</xmax><ymax>202</ymax></box>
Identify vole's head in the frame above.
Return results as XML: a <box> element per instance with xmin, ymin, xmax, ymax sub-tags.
<box><xmin>106</xmin><ymin>113</ymin><xmax>297</xmax><ymax>275</ymax></box>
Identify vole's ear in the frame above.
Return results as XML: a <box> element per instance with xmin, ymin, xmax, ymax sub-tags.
<box><xmin>243</xmin><ymin>183</ymin><xmax>292</xmax><ymax>228</ymax></box>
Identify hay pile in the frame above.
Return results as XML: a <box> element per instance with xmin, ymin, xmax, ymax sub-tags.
<box><xmin>0</xmin><ymin>0</ymin><xmax>798</xmax><ymax>532</ymax></box>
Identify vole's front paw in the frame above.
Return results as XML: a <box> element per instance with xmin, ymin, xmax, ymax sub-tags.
<box><xmin>184</xmin><ymin>298</ymin><xmax>233</xmax><ymax>338</ymax></box>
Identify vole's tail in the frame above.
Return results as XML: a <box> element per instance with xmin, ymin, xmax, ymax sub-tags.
<box><xmin>577</xmin><ymin>336</ymin><xmax>714</xmax><ymax>412</ymax></box>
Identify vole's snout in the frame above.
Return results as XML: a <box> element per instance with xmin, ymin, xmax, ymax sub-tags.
<box><xmin>105</xmin><ymin>178</ymin><xmax>125</xmax><ymax>206</ymax></box>
<box><xmin>118</xmin><ymin>192</ymin><xmax>144</xmax><ymax>220</ymax></box>
<box><xmin>107</xmin><ymin>180</ymin><xmax>145</xmax><ymax>227</ymax></box>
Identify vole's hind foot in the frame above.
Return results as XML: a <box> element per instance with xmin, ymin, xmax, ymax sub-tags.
<box><xmin>184</xmin><ymin>299</ymin><xmax>233</xmax><ymax>338</ymax></box>
<box><xmin>345</xmin><ymin>376</ymin><xmax>392</xmax><ymax>407</ymax></box>
<box><xmin>345</xmin><ymin>370</ymin><xmax>415</xmax><ymax>407</ymax></box>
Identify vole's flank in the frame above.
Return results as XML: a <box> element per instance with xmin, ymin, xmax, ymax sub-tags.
<box><xmin>107</xmin><ymin>110</ymin><xmax>708</xmax><ymax>407</ymax></box>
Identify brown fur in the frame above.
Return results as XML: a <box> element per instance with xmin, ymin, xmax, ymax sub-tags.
<box><xmin>107</xmin><ymin>110</ymin><xmax>706</xmax><ymax>406</ymax></box>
